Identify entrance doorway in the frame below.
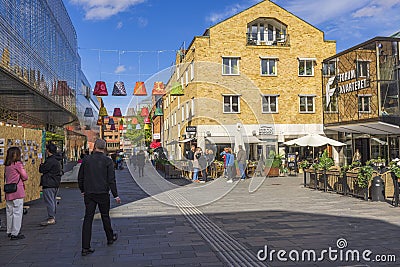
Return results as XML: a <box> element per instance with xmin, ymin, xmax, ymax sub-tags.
<box><xmin>354</xmin><ymin>138</ymin><xmax>370</xmax><ymax>165</ymax></box>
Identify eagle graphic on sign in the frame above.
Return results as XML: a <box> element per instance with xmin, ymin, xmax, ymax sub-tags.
<box><xmin>325</xmin><ymin>76</ymin><xmax>337</xmax><ymax>108</ymax></box>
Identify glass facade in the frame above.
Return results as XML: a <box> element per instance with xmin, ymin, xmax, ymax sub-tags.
<box><xmin>0</xmin><ymin>0</ymin><xmax>98</xmax><ymax>120</ymax></box>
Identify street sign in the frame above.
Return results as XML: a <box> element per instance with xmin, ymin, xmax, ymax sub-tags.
<box><xmin>259</xmin><ymin>125</ymin><xmax>274</xmax><ymax>135</ymax></box>
<box><xmin>186</xmin><ymin>126</ymin><xmax>197</xmax><ymax>132</ymax></box>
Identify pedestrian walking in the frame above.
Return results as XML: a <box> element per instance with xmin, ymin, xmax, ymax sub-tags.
<box><xmin>4</xmin><ymin>147</ymin><xmax>28</xmax><ymax>240</ymax></box>
<box><xmin>192</xmin><ymin>147</ymin><xmax>202</xmax><ymax>183</ymax></box>
<box><xmin>130</xmin><ymin>152</ymin><xmax>137</xmax><ymax>171</ymax></box>
<box><xmin>78</xmin><ymin>139</ymin><xmax>121</xmax><ymax>256</ymax></box>
<box><xmin>236</xmin><ymin>145</ymin><xmax>247</xmax><ymax>180</ymax></box>
<box><xmin>226</xmin><ymin>148</ymin><xmax>235</xmax><ymax>183</ymax></box>
<box><xmin>220</xmin><ymin>147</ymin><xmax>229</xmax><ymax>178</ymax></box>
<box><xmin>39</xmin><ymin>143</ymin><xmax>62</xmax><ymax>226</ymax></box>
<box><xmin>186</xmin><ymin>145</ymin><xmax>195</xmax><ymax>179</ymax></box>
<box><xmin>137</xmin><ymin>150</ymin><xmax>146</xmax><ymax>177</ymax></box>
<box><xmin>198</xmin><ymin>149</ymin><xmax>208</xmax><ymax>182</ymax></box>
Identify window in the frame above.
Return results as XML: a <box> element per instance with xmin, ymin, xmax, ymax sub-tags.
<box><xmin>222</xmin><ymin>57</ymin><xmax>239</xmax><ymax>75</ymax></box>
<box><xmin>262</xmin><ymin>95</ymin><xmax>278</xmax><ymax>113</ymax></box>
<box><xmin>357</xmin><ymin>61</ymin><xmax>370</xmax><ymax>78</ymax></box>
<box><xmin>323</xmin><ymin>60</ymin><xmax>336</xmax><ymax>76</ymax></box>
<box><xmin>181</xmin><ymin>106</ymin><xmax>184</xmax><ymax>122</ymax></box>
<box><xmin>186</xmin><ymin>102</ymin><xmax>189</xmax><ymax>119</ymax></box>
<box><xmin>299</xmin><ymin>95</ymin><xmax>315</xmax><ymax>113</ymax></box>
<box><xmin>176</xmin><ymin>66</ymin><xmax>180</xmax><ymax>81</ymax></box>
<box><xmin>190</xmin><ymin>61</ymin><xmax>194</xmax><ymax>80</ymax></box>
<box><xmin>223</xmin><ymin>95</ymin><xmax>240</xmax><ymax>113</ymax></box>
<box><xmin>191</xmin><ymin>98</ymin><xmax>195</xmax><ymax>116</ymax></box>
<box><xmin>181</xmin><ymin>77</ymin><xmax>184</xmax><ymax>89</ymax></box>
<box><xmin>298</xmin><ymin>59</ymin><xmax>315</xmax><ymax>76</ymax></box>
<box><xmin>178</xmin><ymin>96</ymin><xmax>180</xmax><ymax>109</ymax></box>
<box><xmin>174</xmin><ymin>112</ymin><xmax>177</xmax><ymax>125</ymax></box>
<box><xmin>185</xmin><ymin>69</ymin><xmax>189</xmax><ymax>86</ymax></box>
<box><xmin>324</xmin><ymin>94</ymin><xmax>338</xmax><ymax>113</ymax></box>
<box><xmin>261</xmin><ymin>58</ymin><xmax>277</xmax><ymax>76</ymax></box>
<box><xmin>358</xmin><ymin>95</ymin><xmax>371</xmax><ymax>113</ymax></box>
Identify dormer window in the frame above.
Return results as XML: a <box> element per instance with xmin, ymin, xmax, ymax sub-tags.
<box><xmin>247</xmin><ymin>18</ymin><xmax>288</xmax><ymax>46</ymax></box>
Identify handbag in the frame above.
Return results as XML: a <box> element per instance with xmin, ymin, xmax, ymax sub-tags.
<box><xmin>4</xmin><ymin>172</ymin><xmax>20</xmax><ymax>194</ymax></box>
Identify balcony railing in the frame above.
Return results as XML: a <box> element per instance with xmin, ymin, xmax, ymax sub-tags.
<box><xmin>246</xmin><ymin>33</ymin><xmax>290</xmax><ymax>47</ymax></box>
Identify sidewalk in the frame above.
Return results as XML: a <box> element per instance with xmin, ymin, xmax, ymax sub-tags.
<box><xmin>1</xmin><ymin>162</ymin><xmax>400</xmax><ymax>266</ymax></box>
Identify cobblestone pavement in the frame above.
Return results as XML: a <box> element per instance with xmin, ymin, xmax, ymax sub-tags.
<box><xmin>0</xmin><ymin>162</ymin><xmax>400</xmax><ymax>267</ymax></box>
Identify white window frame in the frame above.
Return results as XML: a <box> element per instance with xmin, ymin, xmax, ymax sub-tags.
<box><xmin>190</xmin><ymin>61</ymin><xmax>194</xmax><ymax>81</ymax></box>
<box><xmin>299</xmin><ymin>95</ymin><xmax>315</xmax><ymax>113</ymax></box>
<box><xmin>261</xmin><ymin>94</ymin><xmax>279</xmax><ymax>113</ymax></box>
<box><xmin>323</xmin><ymin>60</ymin><xmax>336</xmax><ymax>77</ymax></box>
<box><xmin>358</xmin><ymin>94</ymin><xmax>372</xmax><ymax>113</ymax></box>
<box><xmin>174</xmin><ymin>112</ymin><xmax>177</xmax><ymax>126</ymax></box>
<box><xmin>298</xmin><ymin>58</ymin><xmax>316</xmax><ymax>77</ymax></box>
<box><xmin>222</xmin><ymin>57</ymin><xmax>240</xmax><ymax>75</ymax></box>
<box><xmin>356</xmin><ymin>60</ymin><xmax>370</xmax><ymax>78</ymax></box>
<box><xmin>223</xmin><ymin>95</ymin><xmax>240</xmax><ymax>113</ymax></box>
<box><xmin>324</xmin><ymin>94</ymin><xmax>338</xmax><ymax>113</ymax></box>
<box><xmin>181</xmin><ymin>106</ymin><xmax>185</xmax><ymax>122</ymax></box>
<box><xmin>186</xmin><ymin>102</ymin><xmax>189</xmax><ymax>119</ymax></box>
<box><xmin>191</xmin><ymin>98</ymin><xmax>195</xmax><ymax>116</ymax></box>
<box><xmin>185</xmin><ymin>69</ymin><xmax>189</xmax><ymax>86</ymax></box>
<box><xmin>176</xmin><ymin>66</ymin><xmax>180</xmax><ymax>81</ymax></box>
<box><xmin>260</xmin><ymin>57</ymin><xmax>278</xmax><ymax>76</ymax></box>
<box><xmin>177</xmin><ymin>96</ymin><xmax>180</xmax><ymax>109</ymax></box>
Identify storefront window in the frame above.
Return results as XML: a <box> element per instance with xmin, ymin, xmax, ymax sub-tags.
<box><xmin>389</xmin><ymin>137</ymin><xmax>399</xmax><ymax>160</ymax></box>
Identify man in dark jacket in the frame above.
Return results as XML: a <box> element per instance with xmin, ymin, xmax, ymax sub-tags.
<box><xmin>39</xmin><ymin>143</ymin><xmax>62</xmax><ymax>226</ymax></box>
<box><xmin>78</xmin><ymin>139</ymin><xmax>121</xmax><ymax>256</ymax></box>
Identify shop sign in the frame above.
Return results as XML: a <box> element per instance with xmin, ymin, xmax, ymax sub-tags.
<box><xmin>326</xmin><ymin>69</ymin><xmax>369</xmax><ymax>107</ymax></box>
<box><xmin>186</xmin><ymin>126</ymin><xmax>197</xmax><ymax>132</ymax></box>
<box><xmin>153</xmin><ymin>133</ymin><xmax>160</xmax><ymax>139</ymax></box>
<box><xmin>259</xmin><ymin>125</ymin><xmax>274</xmax><ymax>135</ymax></box>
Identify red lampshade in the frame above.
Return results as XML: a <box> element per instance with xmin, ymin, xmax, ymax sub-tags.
<box><xmin>133</xmin><ymin>81</ymin><xmax>147</xmax><ymax>96</ymax></box>
<box><xmin>93</xmin><ymin>81</ymin><xmax>108</xmax><ymax>96</ymax></box>
<box><xmin>119</xmin><ymin>124</ymin><xmax>123</xmax><ymax>131</ymax></box>
<box><xmin>140</xmin><ymin>107</ymin><xmax>149</xmax><ymax>117</ymax></box>
<box><xmin>152</xmin><ymin>82</ymin><xmax>166</xmax><ymax>95</ymax></box>
<box><xmin>131</xmin><ymin>117</ymin><xmax>138</xmax><ymax>124</ymax></box>
<box><xmin>113</xmin><ymin>108</ymin><xmax>122</xmax><ymax>117</ymax></box>
<box><xmin>144</xmin><ymin>117</ymin><xmax>151</xmax><ymax>124</ymax></box>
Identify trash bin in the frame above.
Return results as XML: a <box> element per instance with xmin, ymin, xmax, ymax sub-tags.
<box><xmin>371</xmin><ymin>176</ymin><xmax>385</xmax><ymax>201</ymax></box>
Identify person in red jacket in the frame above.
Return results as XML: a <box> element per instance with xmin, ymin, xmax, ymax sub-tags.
<box><xmin>4</xmin><ymin>147</ymin><xmax>28</xmax><ymax>240</ymax></box>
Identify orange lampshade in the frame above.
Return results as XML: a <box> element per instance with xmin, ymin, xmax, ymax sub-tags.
<box><xmin>140</xmin><ymin>107</ymin><xmax>149</xmax><ymax>117</ymax></box>
<box><xmin>131</xmin><ymin>117</ymin><xmax>138</xmax><ymax>124</ymax></box>
<box><xmin>93</xmin><ymin>81</ymin><xmax>108</xmax><ymax>96</ymax></box>
<box><xmin>152</xmin><ymin>82</ymin><xmax>166</xmax><ymax>95</ymax></box>
<box><xmin>133</xmin><ymin>81</ymin><xmax>147</xmax><ymax>96</ymax></box>
<box><xmin>119</xmin><ymin>124</ymin><xmax>123</xmax><ymax>131</ymax></box>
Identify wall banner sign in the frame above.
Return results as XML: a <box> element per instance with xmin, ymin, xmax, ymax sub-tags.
<box><xmin>186</xmin><ymin>126</ymin><xmax>197</xmax><ymax>132</ymax></box>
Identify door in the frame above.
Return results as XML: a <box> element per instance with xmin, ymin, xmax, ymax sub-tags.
<box><xmin>354</xmin><ymin>138</ymin><xmax>370</xmax><ymax>165</ymax></box>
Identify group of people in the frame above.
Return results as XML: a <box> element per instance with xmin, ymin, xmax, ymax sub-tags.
<box><xmin>4</xmin><ymin>139</ymin><xmax>121</xmax><ymax>256</ymax></box>
<box><xmin>186</xmin><ymin>145</ymin><xmax>215</xmax><ymax>183</ymax></box>
<box><xmin>220</xmin><ymin>145</ymin><xmax>247</xmax><ymax>183</ymax></box>
<box><xmin>129</xmin><ymin>150</ymin><xmax>146</xmax><ymax>177</ymax></box>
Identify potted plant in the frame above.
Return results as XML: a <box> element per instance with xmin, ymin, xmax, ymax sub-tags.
<box><xmin>265</xmin><ymin>151</ymin><xmax>283</xmax><ymax>177</ymax></box>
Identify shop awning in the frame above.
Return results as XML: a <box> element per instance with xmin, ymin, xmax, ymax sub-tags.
<box><xmin>325</xmin><ymin>121</ymin><xmax>400</xmax><ymax>135</ymax></box>
<box><xmin>0</xmin><ymin>68</ymin><xmax>78</xmax><ymax>126</ymax></box>
<box><xmin>206</xmin><ymin>136</ymin><xmax>260</xmax><ymax>144</ymax></box>
<box><xmin>178</xmin><ymin>138</ymin><xmax>194</xmax><ymax>143</ymax></box>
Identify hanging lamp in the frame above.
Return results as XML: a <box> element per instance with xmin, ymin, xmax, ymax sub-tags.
<box><xmin>93</xmin><ymin>81</ymin><xmax>108</xmax><ymax>96</ymax></box>
<box><xmin>154</xmin><ymin>107</ymin><xmax>163</xmax><ymax>116</ymax></box>
<box><xmin>135</xmin><ymin>124</ymin><xmax>142</xmax><ymax>130</ymax></box>
<box><xmin>140</xmin><ymin>107</ymin><xmax>149</xmax><ymax>117</ymax></box>
<box><xmin>144</xmin><ymin>124</ymin><xmax>151</xmax><ymax>130</ymax></box>
<box><xmin>119</xmin><ymin>124</ymin><xmax>124</xmax><ymax>131</ymax></box>
<box><xmin>131</xmin><ymin>117</ymin><xmax>138</xmax><ymax>124</ymax></box>
<box><xmin>127</xmin><ymin>124</ymin><xmax>133</xmax><ymax>130</ymax></box>
<box><xmin>152</xmin><ymin>82</ymin><xmax>166</xmax><ymax>95</ymax></box>
<box><xmin>84</xmin><ymin>107</ymin><xmax>94</xmax><ymax>117</ymax></box>
<box><xmin>133</xmin><ymin>81</ymin><xmax>147</xmax><ymax>96</ymax></box>
<box><xmin>96</xmin><ymin>117</ymin><xmax>102</xmax><ymax>126</ymax></box>
<box><xmin>113</xmin><ymin>108</ymin><xmax>122</xmax><ymax>117</ymax></box>
<box><xmin>108</xmin><ymin>118</ymin><xmax>115</xmax><ymax>125</ymax></box>
<box><xmin>110</xmin><ymin>124</ymin><xmax>116</xmax><ymax>131</ymax></box>
<box><xmin>112</xmin><ymin>81</ymin><xmax>127</xmax><ymax>96</ymax></box>
<box><xmin>119</xmin><ymin>118</ymin><xmax>124</xmax><ymax>125</ymax></box>
<box><xmin>99</xmin><ymin>106</ymin><xmax>108</xmax><ymax>117</ymax></box>
<box><xmin>144</xmin><ymin>117</ymin><xmax>151</xmax><ymax>124</ymax></box>
<box><xmin>170</xmin><ymin>82</ymin><xmax>184</xmax><ymax>96</ymax></box>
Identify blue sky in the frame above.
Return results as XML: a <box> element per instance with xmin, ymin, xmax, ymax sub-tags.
<box><xmin>64</xmin><ymin>0</ymin><xmax>400</xmax><ymax>114</ymax></box>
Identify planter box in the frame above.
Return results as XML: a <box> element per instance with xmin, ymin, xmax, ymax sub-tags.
<box><xmin>266</xmin><ymin>167</ymin><xmax>280</xmax><ymax>177</ymax></box>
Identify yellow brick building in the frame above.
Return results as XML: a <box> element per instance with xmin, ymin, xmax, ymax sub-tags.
<box><xmin>163</xmin><ymin>0</ymin><xmax>336</xmax><ymax>160</ymax></box>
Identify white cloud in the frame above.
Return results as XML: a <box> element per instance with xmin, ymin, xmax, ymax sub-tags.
<box><xmin>70</xmin><ymin>0</ymin><xmax>146</xmax><ymax>20</ymax></box>
<box><xmin>115</xmin><ymin>65</ymin><xmax>126</xmax><ymax>74</ymax></box>
<box><xmin>116</xmin><ymin>21</ymin><xmax>123</xmax><ymax>29</ymax></box>
<box><xmin>206</xmin><ymin>0</ymin><xmax>262</xmax><ymax>24</ymax></box>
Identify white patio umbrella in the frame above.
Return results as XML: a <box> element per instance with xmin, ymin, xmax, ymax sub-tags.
<box><xmin>284</xmin><ymin>134</ymin><xmax>346</xmax><ymax>147</ymax></box>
